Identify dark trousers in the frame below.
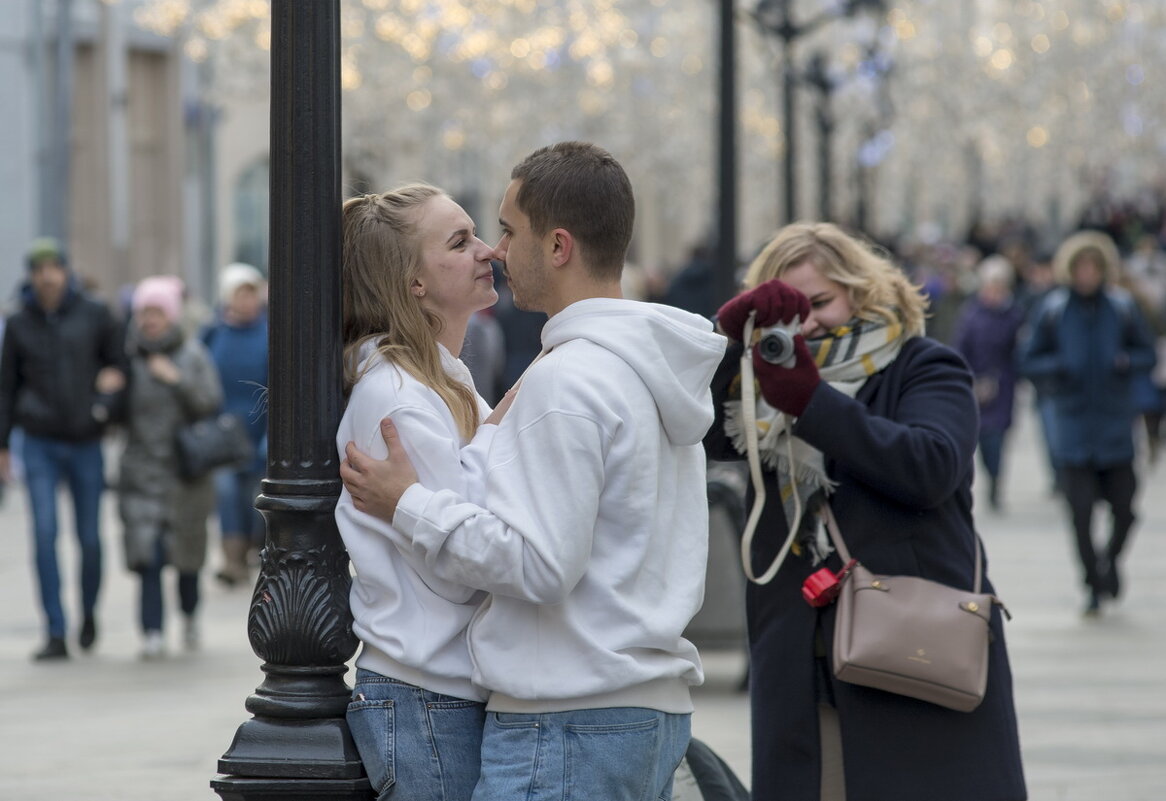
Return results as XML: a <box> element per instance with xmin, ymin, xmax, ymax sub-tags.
<box><xmin>139</xmin><ymin>537</ymin><xmax>199</xmax><ymax>633</ymax></box>
<box><xmin>1061</xmin><ymin>463</ymin><xmax>1137</xmax><ymax>591</ymax></box>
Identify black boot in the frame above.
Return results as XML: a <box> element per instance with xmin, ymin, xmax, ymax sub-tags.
<box><xmin>79</xmin><ymin>614</ymin><xmax>97</xmax><ymax>651</ymax></box>
<box><xmin>32</xmin><ymin>637</ymin><xmax>68</xmax><ymax>661</ymax></box>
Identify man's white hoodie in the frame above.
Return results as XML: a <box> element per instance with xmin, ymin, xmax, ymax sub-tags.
<box><xmin>335</xmin><ymin>342</ymin><xmax>493</xmax><ymax>702</ymax></box>
<box><xmin>393</xmin><ymin>298</ymin><xmax>728</xmax><ymax>713</ymax></box>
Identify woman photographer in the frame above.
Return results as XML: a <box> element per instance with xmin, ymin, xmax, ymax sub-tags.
<box><xmin>705</xmin><ymin>222</ymin><xmax>1025</xmax><ymax>801</ymax></box>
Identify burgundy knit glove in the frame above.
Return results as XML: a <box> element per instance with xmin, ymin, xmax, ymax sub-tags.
<box><xmin>716</xmin><ymin>279</ymin><xmax>812</xmax><ymax>341</ymax></box>
<box><xmin>753</xmin><ymin>334</ymin><xmax>820</xmax><ymax>417</ymax></box>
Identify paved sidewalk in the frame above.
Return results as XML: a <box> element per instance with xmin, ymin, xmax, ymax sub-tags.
<box><xmin>1</xmin><ymin>398</ymin><xmax>1164</xmax><ymax>799</ymax></box>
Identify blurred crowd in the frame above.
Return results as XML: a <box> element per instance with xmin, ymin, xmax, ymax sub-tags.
<box><xmin>0</xmin><ymin>239</ymin><xmax>268</xmax><ymax>661</ymax></box>
<box><xmin>5</xmin><ymin>185</ymin><xmax>1163</xmax><ymax>660</ymax></box>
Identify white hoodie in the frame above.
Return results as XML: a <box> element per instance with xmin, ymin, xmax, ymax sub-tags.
<box><xmin>393</xmin><ymin>298</ymin><xmax>728</xmax><ymax>713</ymax></box>
<box><xmin>335</xmin><ymin>342</ymin><xmax>494</xmax><ymax>701</ymax></box>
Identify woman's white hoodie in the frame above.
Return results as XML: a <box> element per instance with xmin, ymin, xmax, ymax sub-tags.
<box><xmin>335</xmin><ymin>341</ymin><xmax>493</xmax><ymax>701</ymax></box>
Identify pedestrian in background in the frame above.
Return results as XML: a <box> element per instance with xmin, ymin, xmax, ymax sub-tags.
<box><xmin>202</xmin><ymin>263</ymin><xmax>268</xmax><ymax>587</ymax></box>
<box><xmin>118</xmin><ymin>276</ymin><xmax>222</xmax><ymax>659</ymax></box>
<box><xmin>706</xmin><ymin>222</ymin><xmax>1025</xmax><ymax>801</ymax></box>
<box><xmin>953</xmin><ymin>254</ymin><xmax>1025</xmax><ymax>511</ymax></box>
<box><xmin>0</xmin><ymin>237</ymin><xmax>127</xmax><ymax>661</ymax></box>
<box><xmin>1019</xmin><ymin>230</ymin><xmax>1157</xmax><ymax>615</ymax></box>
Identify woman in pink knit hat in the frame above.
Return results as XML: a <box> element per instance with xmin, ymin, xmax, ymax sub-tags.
<box><xmin>118</xmin><ymin>275</ymin><xmax>224</xmax><ymax>659</ymax></box>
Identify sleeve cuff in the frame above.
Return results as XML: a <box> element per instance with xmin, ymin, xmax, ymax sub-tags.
<box><xmin>392</xmin><ymin>482</ymin><xmax>435</xmax><ymax>537</ymax></box>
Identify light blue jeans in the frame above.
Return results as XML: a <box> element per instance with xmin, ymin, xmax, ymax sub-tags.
<box><xmin>346</xmin><ymin>669</ymin><xmax>486</xmax><ymax>801</ymax></box>
<box><xmin>22</xmin><ymin>434</ymin><xmax>105</xmax><ymax>639</ymax></box>
<box><xmin>473</xmin><ymin>707</ymin><xmax>691</xmax><ymax>801</ymax></box>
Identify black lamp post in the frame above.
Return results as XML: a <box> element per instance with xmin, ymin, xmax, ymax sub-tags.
<box><xmin>210</xmin><ymin>2</ymin><xmax>372</xmax><ymax>799</ymax></box>
<box><xmin>717</xmin><ymin>0</ymin><xmax>739</xmax><ymax>305</ymax></box>
<box><xmin>752</xmin><ymin>0</ymin><xmax>886</xmax><ymax>224</ymax></box>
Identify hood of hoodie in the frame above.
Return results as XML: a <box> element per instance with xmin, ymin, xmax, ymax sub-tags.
<box><xmin>540</xmin><ymin>298</ymin><xmax>727</xmax><ymax>446</ymax></box>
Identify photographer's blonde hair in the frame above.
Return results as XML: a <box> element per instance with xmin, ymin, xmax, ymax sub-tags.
<box><xmin>742</xmin><ymin>222</ymin><xmax>927</xmax><ymax>337</ymax></box>
<box><xmin>341</xmin><ymin>184</ymin><xmax>480</xmax><ymax>439</ymax></box>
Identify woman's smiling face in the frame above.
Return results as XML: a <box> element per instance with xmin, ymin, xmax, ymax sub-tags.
<box><xmin>780</xmin><ymin>260</ymin><xmax>856</xmax><ymax>338</ymax></box>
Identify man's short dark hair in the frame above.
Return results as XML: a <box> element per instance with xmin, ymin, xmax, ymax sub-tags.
<box><xmin>511</xmin><ymin>141</ymin><xmax>634</xmax><ymax>281</ymax></box>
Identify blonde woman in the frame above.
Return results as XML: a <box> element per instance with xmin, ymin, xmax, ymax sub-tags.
<box><xmin>705</xmin><ymin>222</ymin><xmax>1026</xmax><ymax>801</ymax></box>
<box><xmin>336</xmin><ymin>184</ymin><xmax>504</xmax><ymax>801</ymax></box>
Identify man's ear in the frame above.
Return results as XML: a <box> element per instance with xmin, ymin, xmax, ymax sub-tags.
<box><xmin>549</xmin><ymin>228</ymin><xmax>573</xmax><ymax>268</ymax></box>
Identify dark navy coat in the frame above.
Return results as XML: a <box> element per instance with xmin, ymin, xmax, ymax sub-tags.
<box><xmin>1018</xmin><ymin>287</ymin><xmax>1156</xmax><ymax>468</ymax></box>
<box><xmin>705</xmin><ymin>335</ymin><xmax>1026</xmax><ymax>801</ymax></box>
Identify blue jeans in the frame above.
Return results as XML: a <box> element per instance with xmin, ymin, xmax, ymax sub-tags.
<box><xmin>214</xmin><ymin>466</ymin><xmax>264</xmax><ymax>545</ymax></box>
<box><xmin>21</xmin><ymin>434</ymin><xmax>105</xmax><ymax>639</ymax></box>
<box><xmin>346</xmin><ymin>669</ymin><xmax>486</xmax><ymax>801</ymax></box>
<box><xmin>473</xmin><ymin>707</ymin><xmax>690</xmax><ymax>801</ymax></box>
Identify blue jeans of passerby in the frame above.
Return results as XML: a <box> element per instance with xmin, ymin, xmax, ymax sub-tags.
<box><xmin>346</xmin><ymin>669</ymin><xmax>486</xmax><ymax>801</ymax></box>
<box><xmin>137</xmin><ymin>536</ymin><xmax>199</xmax><ymax>633</ymax></box>
<box><xmin>21</xmin><ymin>434</ymin><xmax>105</xmax><ymax>639</ymax></box>
<box><xmin>214</xmin><ymin>466</ymin><xmax>264</xmax><ymax>545</ymax></box>
<box><xmin>473</xmin><ymin>707</ymin><xmax>690</xmax><ymax>801</ymax></box>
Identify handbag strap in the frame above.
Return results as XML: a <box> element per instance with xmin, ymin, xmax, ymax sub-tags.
<box><xmin>820</xmin><ymin>503</ymin><xmax>983</xmax><ymax>594</ymax></box>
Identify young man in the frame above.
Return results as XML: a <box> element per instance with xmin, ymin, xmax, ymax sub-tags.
<box><xmin>1019</xmin><ymin>230</ymin><xmax>1157</xmax><ymax>616</ymax></box>
<box><xmin>340</xmin><ymin>142</ymin><xmax>727</xmax><ymax>801</ymax></box>
<box><xmin>0</xmin><ymin>237</ymin><xmax>127</xmax><ymax>660</ymax></box>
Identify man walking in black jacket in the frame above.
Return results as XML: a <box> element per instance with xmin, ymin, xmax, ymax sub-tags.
<box><xmin>0</xmin><ymin>238</ymin><xmax>127</xmax><ymax>660</ymax></box>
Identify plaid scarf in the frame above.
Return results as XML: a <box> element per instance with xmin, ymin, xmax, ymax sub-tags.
<box><xmin>724</xmin><ymin>315</ymin><xmax>907</xmax><ymax>576</ymax></box>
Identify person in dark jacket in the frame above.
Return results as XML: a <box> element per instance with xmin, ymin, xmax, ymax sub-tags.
<box><xmin>953</xmin><ymin>255</ymin><xmax>1026</xmax><ymax>511</ymax></box>
<box><xmin>1019</xmin><ymin>230</ymin><xmax>1157</xmax><ymax>616</ymax></box>
<box><xmin>0</xmin><ymin>237</ymin><xmax>127</xmax><ymax>660</ymax></box>
<box><xmin>706</xmin><ymin>222</ymin><xmax>1025</xmax><ymax>801</ymax></box>
<box><xmin>202</xmin><ymin>262</ymin><xmax>268</xmax><ymax>587</ymax></box>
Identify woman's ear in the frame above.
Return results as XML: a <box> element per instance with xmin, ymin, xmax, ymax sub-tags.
<box><xmin>411</xmin><ymin>278</ymin><xmax>426</xmax><ymax>299</ymax></box>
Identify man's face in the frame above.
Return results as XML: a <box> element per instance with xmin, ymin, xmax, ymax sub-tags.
<box><xmin>495</xmin><ymin>179</ymin><xmax>550</xmax><ymax>313</ymax></box>
<box><xmin>1070</xmin><ymin>254</ymin><xmax>1104</xmax><ymax>297</ymax></box>
<box><xmin>30</xmin><ymin>259</ymin><xmax>68</xmax><ymax>310</ymax></box>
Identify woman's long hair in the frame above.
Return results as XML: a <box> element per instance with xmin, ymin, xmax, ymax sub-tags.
<box><xmin>341</xmin><ymin>184</ymin><xmax>480</xmax><ymax>439</ymax></box>
<box><xmin>742</xmin><ymin>222</ymin><xmax>927</xmax><ymax>336</ymax></box>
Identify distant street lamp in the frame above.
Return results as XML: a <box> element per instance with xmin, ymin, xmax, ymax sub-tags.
<box><xmin>751</xmin><ymin>0</ymin><xmax>885</xmax><ymax>223</ymax></box>
<box><xmin>802</xmin><ymin>50</ymin><xmax>836</xmax><ymax>221</ymax></box>
<box><xmin>717</xmin><ymin>0</ymin><xmax>739</xmax><ymax>305</ymax></box>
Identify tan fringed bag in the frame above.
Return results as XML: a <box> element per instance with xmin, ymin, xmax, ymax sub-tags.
<box><xmin>823</xmin><ymin>505</ymin><xmax>1008</xmax><ymax>713</ymax></box>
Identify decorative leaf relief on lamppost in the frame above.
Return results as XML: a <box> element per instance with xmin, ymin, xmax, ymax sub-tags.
<box><xmin>249</xmin><ymin>539</ymin><xmax>358</xmax><ymax>666</ymax></box>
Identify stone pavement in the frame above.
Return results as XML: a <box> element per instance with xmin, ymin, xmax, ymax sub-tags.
<box><xmin>1</xmin><ymin>396</ymin><xmax>1165</xmax><ymax>800</ymax></box>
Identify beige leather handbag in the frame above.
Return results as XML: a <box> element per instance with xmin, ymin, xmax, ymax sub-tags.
<box><xmin>824</xmin><ymin>504</ymin><xmax>1007</xmax><ymax>713</ymax></box>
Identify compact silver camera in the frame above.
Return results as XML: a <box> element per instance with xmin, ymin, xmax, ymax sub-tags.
<box><xmin>757</xmin><ymin>321</ymin><xmax>800</xmax><ymax>367</ymax></box>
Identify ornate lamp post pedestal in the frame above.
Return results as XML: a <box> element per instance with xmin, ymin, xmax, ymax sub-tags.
<box><xmin>210</xmin><ymin>2</ymin><xmax>372</xmax><ymax>798</ymax></box>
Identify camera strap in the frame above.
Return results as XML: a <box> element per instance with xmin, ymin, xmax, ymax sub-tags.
<box><xmin>739</xmin><ymin>312</ymin><xmax>804</xmax><ymax>585</ymax></box>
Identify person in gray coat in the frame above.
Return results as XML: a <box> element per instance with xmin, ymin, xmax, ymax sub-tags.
<box><xmin>118</xmin><ymin>276</ymin><xmax>223</xmax><ymax>659</ymax></box>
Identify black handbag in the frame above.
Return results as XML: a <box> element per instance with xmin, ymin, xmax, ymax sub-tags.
<box><xmin>175</xmin><ymin>412</ymin><xmax>255</xmax><ymax>480</ymax></box>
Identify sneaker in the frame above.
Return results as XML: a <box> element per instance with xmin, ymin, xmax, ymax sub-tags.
<box><xmin>1083</xmin><ymin>590</ymin><xmax>1102</xmax><ymax>617</ymax></box>
<box><xmin>183</xmin><ymin>615</ymin><xmax>200</xmax><ymax>651</ymax></box>
<box><xmin>141</xmin><ymin>630</ymin><xmax>166</xmax><ymax>661</ymax></box>
<box><xmin>79</xmin><ymin>615</ymin><xmax>97</xmax><ymax>651</ymax></box>
<box><xmin>32</xmin><ymin>637</ymin><xmax>69</xmax><ymax>661</ymax></box>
